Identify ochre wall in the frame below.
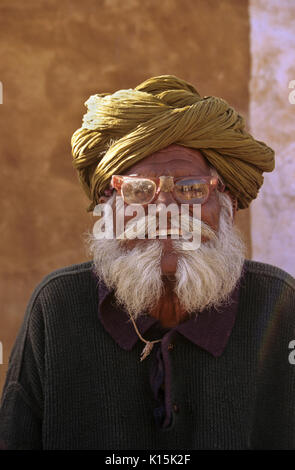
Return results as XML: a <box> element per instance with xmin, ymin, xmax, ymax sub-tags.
<box><xmin>0</xmin><ymin>0</ymin><xmax>250</xmax><ymax>394</ymax></box>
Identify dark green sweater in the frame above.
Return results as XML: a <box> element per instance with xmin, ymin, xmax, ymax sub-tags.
<box><xmin>0</xmin><ymin>259</ymin><xmax>295</xmax><ymax>450</ymax></box>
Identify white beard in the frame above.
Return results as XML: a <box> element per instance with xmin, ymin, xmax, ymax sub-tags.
<box><xmin>86</xmin><ymin>192</ymin><xmax>246</xmax><ymax>320</ymax></box>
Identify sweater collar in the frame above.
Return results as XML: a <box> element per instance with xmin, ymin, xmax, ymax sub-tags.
<box><xmin>94</xmin><ymin>264</ymin><xmax>245</xmax><ymax>358</ymax></box>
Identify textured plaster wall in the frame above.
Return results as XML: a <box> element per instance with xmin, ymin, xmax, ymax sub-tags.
<box><xmin>0</xmin><ymin>0</ymin><xmax>250</xmax><ymax>393</ymax></box>
<box><xmin>249</xmin><ymin>0</ymin><xmax>295</xmax><ymax>275</ymax></box>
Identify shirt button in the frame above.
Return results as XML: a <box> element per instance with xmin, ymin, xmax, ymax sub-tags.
<box><xmin>168</xmin><ymin>343</ymin><xmax>174</xmax><ymax>351</ymax></box>
<box><xmin>173</xmin><ymin>403</ymin><xmax>180</xmax><ymax>413</ymax></box>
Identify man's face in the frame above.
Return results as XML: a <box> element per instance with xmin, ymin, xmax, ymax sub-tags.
<box><xmin>101</xmin><ymin>144</ymin><xmax>222</xmax><ymax>276</ymax></box>
<box><xmin>90</xmin><ymin>149</ymin><xmax>245</xmax><ymax>318</ymax></box>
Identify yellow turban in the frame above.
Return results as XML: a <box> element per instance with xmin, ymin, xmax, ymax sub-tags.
<box><xmin>71</xmin><ymin>75</ymin><xmax>275</xmax><ymax>211</ymax></box>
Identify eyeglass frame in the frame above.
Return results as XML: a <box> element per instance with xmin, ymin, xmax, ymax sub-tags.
<box><xmin>110</xmin><ymin>174</ymin><xmax>225</xmax><ymax>206</ymax></box>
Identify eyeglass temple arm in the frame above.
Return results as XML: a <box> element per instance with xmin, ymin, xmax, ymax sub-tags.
<box><xmin>110</xmin><ymin>175</ymin><xmax>123</xmax><ymax>191</ymax></box>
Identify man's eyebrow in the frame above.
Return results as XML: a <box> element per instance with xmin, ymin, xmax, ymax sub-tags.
<box><xmin>125</xmin><ymin>172</ymin><xmax>159</xmax><ymax>178</ymax></box>
<box><xmin>124</xmin><ymin>170</ymin><xmax>211</xmax><ymax>178</ymax></box>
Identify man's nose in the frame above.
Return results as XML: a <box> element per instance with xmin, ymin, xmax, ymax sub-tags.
<box><xmin>155</xmin><ymin>189</ymin><xmax>177</xmax><ymax>206</ymax></box>
<box><xmin>153</xmin><ymin>191</ymin><xmax>179</xmax><ymax>228</ymax></box>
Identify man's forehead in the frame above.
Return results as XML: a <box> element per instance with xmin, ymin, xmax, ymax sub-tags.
<box><xmin>123</xmin><ymin>144</ymin><xmax>211</xmax><ymax>176</ymax></box>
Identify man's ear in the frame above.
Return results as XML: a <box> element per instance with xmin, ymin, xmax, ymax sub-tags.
<box><xmin>98</xmin><ymin>187</ymin><xmax>114</xmax><ymax>204</ymax></box>
<box><xmin>232</xmin><ymin>198</ymin><xmax>238</xmax><ymax>220</ymax></box>
<box><xmin>98</xmin><ymin>196</ymin><xmax>109</xmax><ymax>204</ymax></box>
<box><xmin>224</xmin><ymin>189</ymin><xmax>238</xmax><ymax>220</ymax></box>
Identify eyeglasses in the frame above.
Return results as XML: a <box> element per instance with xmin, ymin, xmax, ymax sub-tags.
<box><xmin>110</xmin><ymin>174</ymin><xmax>225</xmax><ymax>206</ymax></box>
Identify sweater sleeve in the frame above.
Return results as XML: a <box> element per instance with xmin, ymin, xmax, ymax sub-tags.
<box><xmin>0</xmin><ymin>290</ymin><xmax>45</xmax><ymax>450</ymax></box>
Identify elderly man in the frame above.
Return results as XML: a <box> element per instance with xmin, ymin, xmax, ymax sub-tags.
<box><xmin>1</xmin><ymin>75</ymin><xmax>294</xmax><ymax>450</ymax></box>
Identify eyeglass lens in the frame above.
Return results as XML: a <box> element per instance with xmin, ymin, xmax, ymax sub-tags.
<box><xmin>122</xmin><ymin>178</ymin><xmax>210</xmax><ymax>205</ymax></box>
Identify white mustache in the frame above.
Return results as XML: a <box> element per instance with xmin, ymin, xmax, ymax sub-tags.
<box><xmin>119</xmin><ymin>213</ymin><xmax>217</xmax><ymax>242</ymax></box>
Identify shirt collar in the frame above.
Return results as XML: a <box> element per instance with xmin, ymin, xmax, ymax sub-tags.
<box><xmin>93</xmin><ymin>263</ymin><xmax>246</xmax><ymax>358</ymax></box>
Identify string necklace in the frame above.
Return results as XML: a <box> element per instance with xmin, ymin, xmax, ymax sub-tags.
<box><xmin>128</xmin><ymin>314</ymin><xmax>162</xmax><ymax>361</ymax></box>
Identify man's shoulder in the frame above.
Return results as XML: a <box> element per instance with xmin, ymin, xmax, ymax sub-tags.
<box><xmin>40</xmin><ymin>260</ymin><xmax>94</xmax><ymax>284</ymax></box>
<box><xmin>28</xmin><ymin>261</ymin><xmax>96</xmax><ymax>310</ymax></box>
<box><xmin>240</xmin><ymin>261</ymin><xmax>295</xmax><ymax>332</ymax></box>
<box><xmin>244</xmin><ymin>259</ymin><xmax>295</xmax><ymax>290</ymax></box>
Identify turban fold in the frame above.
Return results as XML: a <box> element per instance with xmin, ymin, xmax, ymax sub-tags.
<box><xmin>71</xmin><ymin>75</ymin><xmax>275</xmax><ymax>211</ymax></box>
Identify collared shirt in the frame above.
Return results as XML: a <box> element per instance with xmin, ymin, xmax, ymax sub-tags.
<box><xmin>3</xmin><ymin>259</ymin><xmax>295</xmax><ymax>449</ymax></box>
<box><xmin>95</xmin><ymin>267</ymin><xmax>244</xmax><ymax>428</ymax></box>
